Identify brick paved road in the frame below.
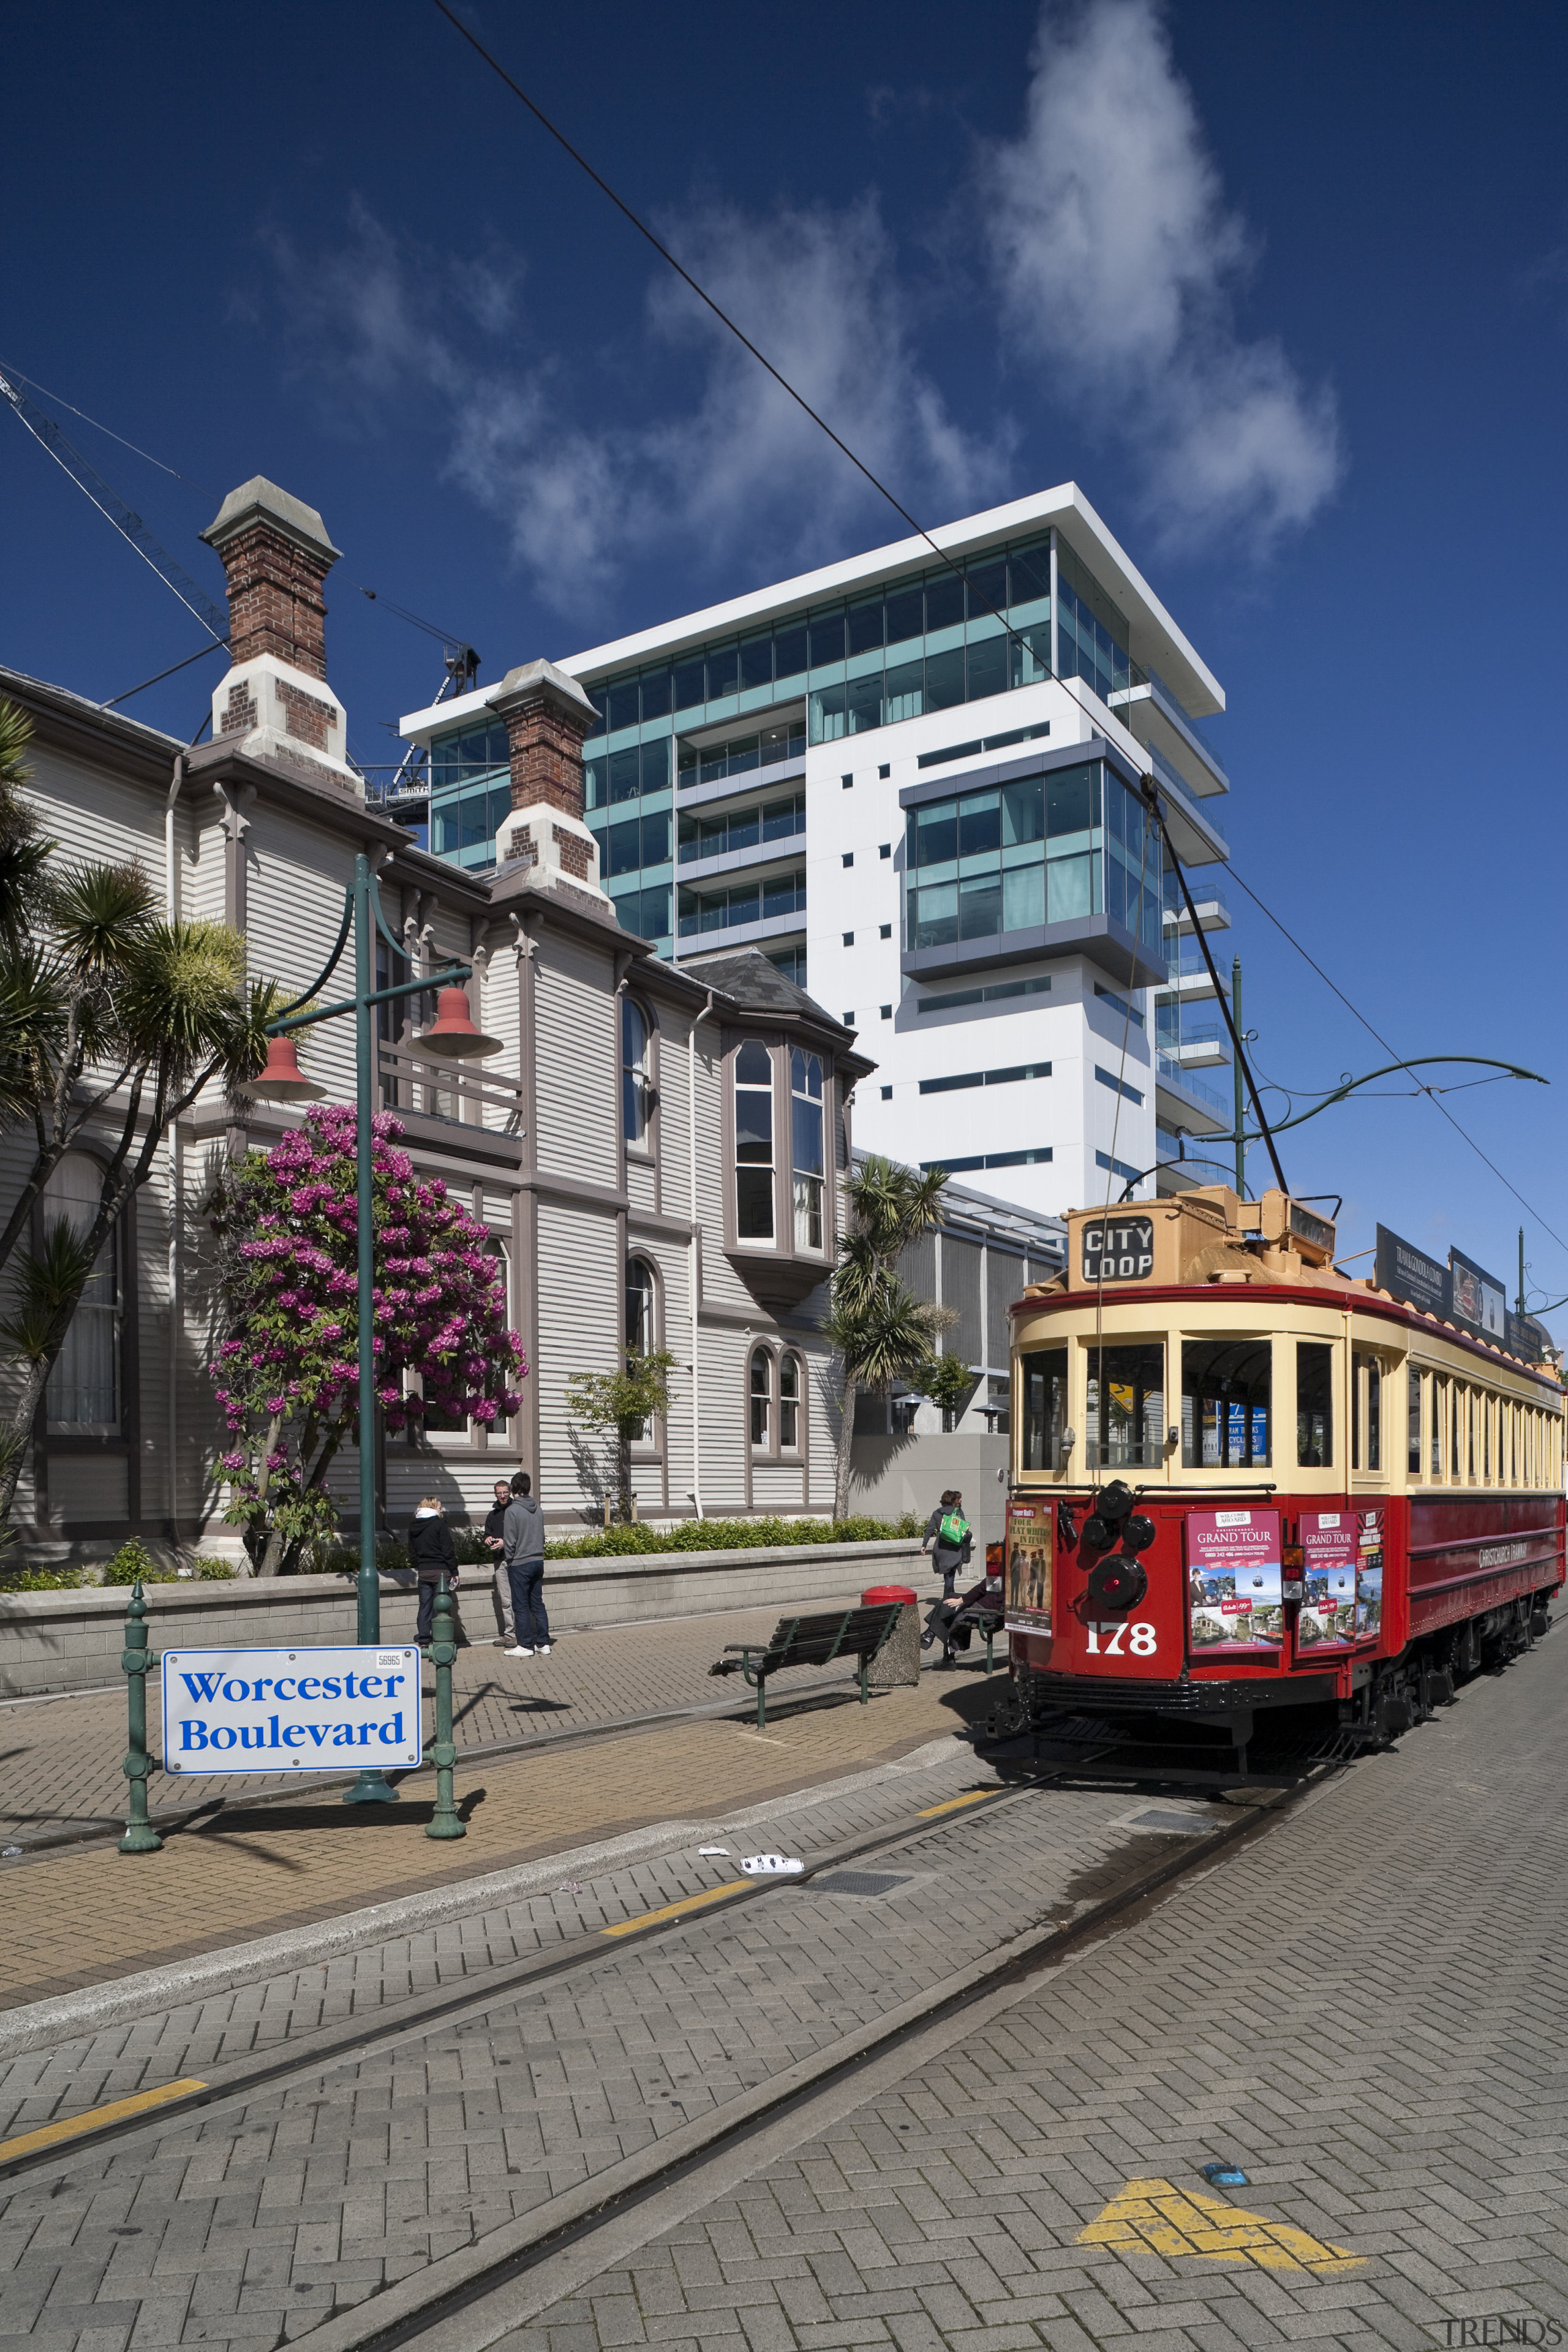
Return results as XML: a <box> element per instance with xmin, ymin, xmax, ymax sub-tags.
<box><xmin>462</xmin><ymin>1627</ymin><xmax>1568</xmax><ymax>2352</ymax></box>
<box><xmin>0</xmin><ymin>1591</ymin><xmax>883</xmax><ymax>1845</ymax></box>
<box><xmin>0</xmin><ymin>1730</ymin><xmax>1181</xmax><ymax>2351</ymax></box>
<box><xmin>0</xmin><ymin>1671</ymin><xmax>997</xmax><ymax>2014</ymax></box>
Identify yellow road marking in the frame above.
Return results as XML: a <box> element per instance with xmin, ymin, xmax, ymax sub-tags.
<box><xmin>1080</xmin><ymin>2177</ymin><xmax>1364</xmax><ymax>2275</ymax></box>
<box><xmin>918</xmin><ymin>1788</ymin><xmax>998</xmax><ymax>1819</ymax></box>
<box><xmin>602</xmin><ymin>1880</ymin><xmax>752</xmax><ymax>1937</ymax></box>
<box><xmin>0</xmin><ymin>2078</ymin><xmax>208</xmax><ymax>2165</ymax></box>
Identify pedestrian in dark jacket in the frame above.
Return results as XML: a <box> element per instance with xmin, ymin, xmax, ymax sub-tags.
<box><xmin>502</xmin><ymin>1471</ymin><xmax>551</xmax><ymax>1656</ymax></box>
<box><xmin>922</xmin><ymin>1489</ymin><xmax>973</xmax><ymax>1599</ymax></box>
<box><xmin>483</xmin><ymin>1477</ymin><xmax>514</xmax><ymax>1645</ymax></box>
<box><xmin>409</xmin><ymin>1496</ymin><xmax>459</xmax><ymax>1646</ymax></box>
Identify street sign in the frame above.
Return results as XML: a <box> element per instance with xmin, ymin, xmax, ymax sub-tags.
<box><xmin>161</xmin><ymin>1645</ymin><xmax>422</xmax><ymax>1773</ymax></box>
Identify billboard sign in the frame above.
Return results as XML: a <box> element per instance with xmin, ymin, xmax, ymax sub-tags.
<box><xmin>1375</xmin><ymin>1225</ymin><xmax>1448</xmax><ymax>1321</ymax></box>
<box><xmin>1186</xmin><ymin>1509</ymin><xmax>1284</xmax><ymax>1654</ymax></box>
<box><xmin>162</xmin><ymin>1645</ymin><xmax>422</xmax><ymax>1773</ymax></box>
<box><xmin>1449</xmin><ymin>1248</ymin><xmax>1506</xmax><ymax>1343</ymax></box>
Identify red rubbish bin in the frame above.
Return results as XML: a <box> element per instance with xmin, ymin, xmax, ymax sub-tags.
<box><xmin>862</xmin><ymin>1584</ymin><xmax>920</xmax><ymax>1688</ymax></box>
<box><xmin>862</xmin><ymin>1585</ymin><xmax>916</xmax><ymax>1605</ymax></box>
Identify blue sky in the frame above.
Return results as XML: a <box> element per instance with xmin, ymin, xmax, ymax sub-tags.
<box><xmin>5</xmin><ymin>0</ymin><xmax>1567</xmax><ymax>1329</ymax></box>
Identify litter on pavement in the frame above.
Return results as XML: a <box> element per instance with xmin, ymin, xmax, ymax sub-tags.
<box><xmin>698</xmin><ymin>1845</ymin><xmax>730</xmax><ymax>1855</ymax></box>
<box><xmin>741</xmin><ymin>1853</ymin><xmax>805</xmax><ymax>1875</ymax></box>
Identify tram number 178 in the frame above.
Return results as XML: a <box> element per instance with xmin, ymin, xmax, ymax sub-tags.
<box><xmin>1085</xmin><ymin>1621</ymin><xmax>1157</xmax><ymax>1656</ymax></box>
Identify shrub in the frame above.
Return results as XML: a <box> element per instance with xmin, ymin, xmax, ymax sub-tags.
<box><xmin>0</xmin><ymin>1563</ymin><xmax>86</xmax><ymax>1591</ymax></box>
<box><xmin>191</xmin><ymin>1555</ymin><xmax>237</xmax><ymax>1580</ymax></box>
<box><xmin>100</xmin><ymin>1538</ymin><xmax>181</xmax><ymax>1585</ymax></box>
<box><xmin>451</xmin><ymin>1527</ymin><xmax>496</xmax><ymax>1566</ymax></box>
<box><xmin>544</xmin><ymin>1511</ymin><xmax>922</xmax><ymax>1559</ymax></box>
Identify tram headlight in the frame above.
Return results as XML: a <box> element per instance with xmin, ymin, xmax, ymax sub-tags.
<box><xmin>1122</xmin><ymin>1514</ymin><xmax>1156</xmax><ymax>1553</ymax></box>
<box><xmin>1085</xmin><ymin>1555</ymin><xmax>1149</xmax><ymax>1613</ymax></box>
<box><xmin>1090</xmin><ymin>1479</ymin><xmax>1136</xmax><ymax>1523</ymax></box>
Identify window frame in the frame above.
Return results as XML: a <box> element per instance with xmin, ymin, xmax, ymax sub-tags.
<box><xmin>723</xmin><ymin>1030</ymin><xmax>839</xmax><ymax>1269</ymax></box>
<box><xmin>778</xmin><ymin>1351</ymin><xmax>804</xmax><ymax>1455</ymax></box>
<box><xmin>749</xmin><ymin>1346</ymin><xmax>773</xmax><ymax>1450</ymax></box>
<box><xmin>43</xmin><ymin>1151</ymin><xmax>125</xmax><ymax>1441</ymax></box>
<box><xmin>622</xmin><ymin>993</ymin><xmax>658</xmax><ymax>1161</ymax></box>
<box><xmin>625</xmin><ymin>1253</ymin><xmax>665</xmax><ymax>1459</ymax></box>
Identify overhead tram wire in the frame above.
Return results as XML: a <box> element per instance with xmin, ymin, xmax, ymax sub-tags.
<box><xmin>427</xmin><ymin>0</ymin><xmax>1031</xmax><ymax>661</ymax></box>
<box><xmin>1222</xmin><ymin>859</ymin><xmax>1568</xmax><ymax>1262</ymax></box>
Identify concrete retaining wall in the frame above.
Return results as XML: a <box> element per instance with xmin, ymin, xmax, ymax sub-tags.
<box><xmin>0</xmin><ymin>1539</ymin><xmax>929</xmax><ymax>1698</ymax></box>
<box><xmin>850</xmin><ymin>1433</ymin><xmax>1011</xmax><ymax>1552</ymax></box>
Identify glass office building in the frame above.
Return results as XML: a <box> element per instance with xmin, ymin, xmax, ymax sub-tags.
<box><xmin>406</xmin><ymin>486</ymin><xmax>1234</xmax><ymax>1215</ymax></box>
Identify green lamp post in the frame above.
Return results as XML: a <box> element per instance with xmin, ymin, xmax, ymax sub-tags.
<box><xmin>246</xmin><ymin>853</ymin><xmax>500</xmax><ymax>1802</ymax></box>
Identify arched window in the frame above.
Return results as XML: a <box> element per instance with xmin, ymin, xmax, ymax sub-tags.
<box><xmin>734</xmin><ymin>1041</ymin><xmax>774</xmax><ymax>1241</ymax></box>
<box><xmin>626</xmin><ymin>1257</ymin><xmax>656</xmax><ymax>1359</ymax></box>
<box><xmin>779</xmin><ymin>1352</ymin><xmax>802</xmax><ymax>1451</ymax></box>
<box><xmin>790</xmin><ymin>1049</ymin><xmax>824</xmax><ymax>1250</ymax></box>
<box><xmin>44</xmin><ymin>1153</ymin><xmax>120</xmax><ymax>1435</ymax></box>
<box><xmin>750</xmin><ymin>1348</ymin><xmax>772</xmax><ymax>1447</ymax></box>
<box><xmin>622</xmin><ymin>998</ymin><xmax>652</xmax><ymax>1145</ymax></box>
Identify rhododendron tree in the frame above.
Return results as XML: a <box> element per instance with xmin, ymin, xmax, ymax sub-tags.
<box><xmin>208</xmin><ymin>1104</ymin><xmax>526</xmax><ymax>1574</ymax></box>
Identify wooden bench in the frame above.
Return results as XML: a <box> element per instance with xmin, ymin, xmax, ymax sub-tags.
<box><xmin>709</xmin><ymin>1603</ymin><xmax>903</xmax><ymax>1729</ymax></box>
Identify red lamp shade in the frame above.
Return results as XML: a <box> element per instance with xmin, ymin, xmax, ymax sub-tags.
<box><xmin>417</xmin><ymin>985</ymin><xmax>502</xmax><ymax>1061</ymax></box>
<box><xmin>245</xmin><ymin>1033</ymin><xmax>327</xmax><ymax>1102</ymax></box>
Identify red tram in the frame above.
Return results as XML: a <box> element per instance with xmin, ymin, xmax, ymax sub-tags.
<box><xmin>999</xmin><ymin>1186</ymin><xmax>1566</xmax><ymax>1752</ymax></box>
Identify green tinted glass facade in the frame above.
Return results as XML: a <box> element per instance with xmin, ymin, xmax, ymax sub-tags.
<box><xmin>904</xmin><ymin>760</ymin><xmax>1163</xmax><ymax>961</ymax></box>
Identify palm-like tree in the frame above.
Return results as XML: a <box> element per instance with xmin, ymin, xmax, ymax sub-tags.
<box><xmin>824</xmin><ymin>1154</ymin><xmax>953</xmax><ymax>1519</ymax></box>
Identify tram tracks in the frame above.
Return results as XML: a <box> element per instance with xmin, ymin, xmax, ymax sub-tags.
<box><xmin>0</xmin><ymin>1729</ymin><xmax>1344</xmax><ymax>2352</ymax></box>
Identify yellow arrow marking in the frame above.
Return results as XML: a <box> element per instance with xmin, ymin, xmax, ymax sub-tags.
<box><xmin>1079</xmin><ymin>2178</ymin><xmax>1365</xmax><ymax>2275</ymax></box>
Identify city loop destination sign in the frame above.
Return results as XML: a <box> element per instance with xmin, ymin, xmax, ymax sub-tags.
<box><xmin>162</xmin><ymin>1646</ymin><xmax>422</xmax><ymax>1772</ymax></box>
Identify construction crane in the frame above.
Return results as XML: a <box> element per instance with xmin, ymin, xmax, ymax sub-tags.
<box><xmin>0</xmin><ymin>368</ymin><xmax>230</xmax><ymax>648</ymax></box>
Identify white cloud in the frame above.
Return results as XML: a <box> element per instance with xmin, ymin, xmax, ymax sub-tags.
<box><xmin>265</xmin><ymin>194</ymin><xmax>1011</xmax><ymax>618</ymax></box>
<box><xmin>979</xmin><ymin>0</ymin><xmax>1341</xmax><ymax>554</ymax></box>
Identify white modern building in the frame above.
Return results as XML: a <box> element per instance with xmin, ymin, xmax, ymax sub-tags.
<box><xmin>399</xmin><ymin>484</ymin><xmax>1235</xmax><ymax>1218</ymax></box>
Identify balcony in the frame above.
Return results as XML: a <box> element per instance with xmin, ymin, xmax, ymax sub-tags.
<box><xmin>1109</xmin><ymin>669</ymin><xmax>1230</xmax><ymax>801</ymax></box>
<box><xmin>1158</xmin><ymin>959</ymin><xmax>1226</xmax><ymax>1005</ymax></box>
<box><xmin>1155</xmin><ymin>1022</ymin><xmax>1231</xmax><ymax>1070</ymax></box>
<box><xmin>1155</xmin><ymin>1051</ymin><xmax>1229</xmax><ymax>1134</ymax></box>
<box><xmin>1163</xmin><ymin>880</ymin><xmax>1231</xmax><ymax>937</ymax></box>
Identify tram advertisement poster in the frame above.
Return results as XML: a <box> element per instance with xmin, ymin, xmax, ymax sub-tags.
<box><xmin>1004</xmin><ymin>1498</ymin><xmax>1053</xmax><ymax>1635</ymax></box>
<box><xmin>1297</xmin><ymin>1512</ymin><xmax>1357</xmax><ymax>1648</ymax></box>
<box><xmin>1357</xmin><ymin>1509</ymin><xmax>1385</xmax><ymax>1637</ymax></box>
<box><xmin>1186</xmin><ymin>1509</ymin><xmax>1285</xmax><ymax>1652</ymax></box>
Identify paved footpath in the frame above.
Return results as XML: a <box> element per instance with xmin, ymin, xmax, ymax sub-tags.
<box><xmin>0</xmin><ymin>1706</ymin><xmax>1192</xmax><ymax>2351</ymax></box>
<box><xmin>2</xmin><ymin>1629</ymin><xmax>1563</xmax><ymax>2352</ymax></box>
<box><xmin>467</xmin><ymin>1624</ymin><xmax>1568</xmax><ymax>2352</ymax></box>
<box><xmin>0</xmin><ymin>1659</ymin><xmax>997</xmax><ymax>2016</ymax></box>
<box><xmin>0</xmin><ymin>1589</ymin><xmax>888</xmax><ymax>1847</ymax></box>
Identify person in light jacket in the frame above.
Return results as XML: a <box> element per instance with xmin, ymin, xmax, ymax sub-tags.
<box><xmin>409</xmin><ymin>1495</ymin><xmax>459</xmax><ymax>1647</ymax></box>
<box><xmin>502</xmin><ymin>1471</ymin><xmax>551</xmax><ymax>1657</ymax></box>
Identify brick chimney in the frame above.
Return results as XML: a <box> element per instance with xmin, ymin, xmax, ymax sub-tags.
<box><xmin>490</xmin><ymin>660</ymin><xmax>608</xmax><ymax>900</ymax></box>
<box><xmin>200</xmin><ymin>478</ymin><xmax>358</xmax><ymax>796</ymax></box>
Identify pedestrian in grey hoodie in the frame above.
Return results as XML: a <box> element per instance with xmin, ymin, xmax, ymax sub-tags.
<box><xmin>502</xmin><ymin>1471</ymin><xmax>550</xmax><ymax>1656</ymax></box>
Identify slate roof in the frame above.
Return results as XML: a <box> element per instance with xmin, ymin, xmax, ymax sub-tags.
<box><xmin>675</xmin><ymin>946</ymin><xmax>850</xmax><ymax>1033</ymax></box>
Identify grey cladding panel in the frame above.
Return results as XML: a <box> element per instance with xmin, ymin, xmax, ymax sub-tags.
<box><xmin>987</xmin><ymin>1247</ymin><xmax>1026</xmax><ymax>1371</ymax></box>
<box><xmin>944</xmin><ymin>1235</ymin><xmax>983</xmax><ymax>1366</ymax></box>
<box><xmin>897</xmin><ymin>1231</ymin><xmax>937</xmax><ymax>1302</ymax></box>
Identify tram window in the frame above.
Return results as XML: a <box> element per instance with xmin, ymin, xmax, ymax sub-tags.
<box><xmin>1297</xmin><ymin>1343</ymin><xmax>1333</xmax><ymax>1467</ymax></box>
<box><xmin>1452</xmin><ymin>1384</ymin><xmax>1462</xmax><ymax>1477</ymax></box>
<box><xmin>1086</xmin><ymin>1343</ymin><xmax>1164</xmax><ymax>1469</ymax></box>
<box><xmin>1181</xmin><ymin>1340</ymin><xmax>1270</xmax><ymax>1469</ymax></box>
<box><xmin>1352</xmin><ymin>1350</ymin><xmax>1381</xmax><ymax>1471</ymax></box>
<box><xmin>1409</xmin><ymin>1367</ymin><xmax>1422</xmax><ymax>1476</ymax></box>
<box><xmin>1431</xmin><ymin>1376</ymin><xmax>1444</xmax><ymax>1478</ymax></box>
<box><xmin>1021</xmin><ymin>1346</ymin><xmax>1069</xmax><ymax>1472</ymax></box>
